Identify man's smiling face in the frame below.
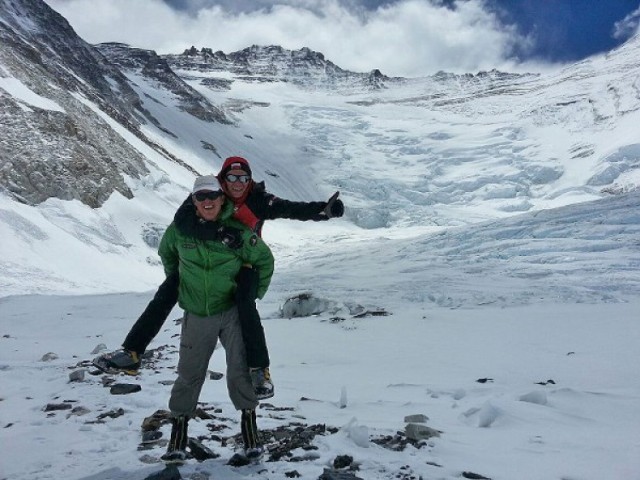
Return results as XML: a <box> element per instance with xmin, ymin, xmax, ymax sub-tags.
<box><xmin>193</xmin><ymin>190</ymin><xmax>224</xmax><ymax>221</ymax></box>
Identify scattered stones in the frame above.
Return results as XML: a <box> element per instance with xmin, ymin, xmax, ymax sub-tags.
<box><xmin>67</xmin><ymin>406</ymin><xmax>91</xmax><ymax>417</ymax></box>
<box><xmin>138</xmin><ymin>439</ymin><xmax>168</xmax><ymax>451</ymax></box>
<box><xmin>261</xmin><ymin>403</ymin><xmax>295</xmax><ymax>412</ymax></box>
<box><xmin>318</xmin><ymin>468</ymin><xmax>364</xmax><ymax>480</ymax></box>
<box><xmin>138</xmin><ymin>454</ymin><xmax>161</xmax><ymax>465</ymax></box>
<box><xmin>395</xmin><ymin>464</ymin><xmax>422</xmax><ymax>480</ymax></box>
<box><xmin>476</xmin><ymin>378</ymin><xmax>493</xmax><ymax>384</ymax></box>
<box><xmin>227</xmin><ymin>452</ymin><xmax>251</xmax><ymax>467</ymax></box>
<box><xmin>44</xmin><ymin>402</ymin><xmax>73</xmax><ymax>412</ymax></box>
<box><xmin>289</xmin><ymin>451</ymin><xmax>321</xmax><ymax>462</ymax></box>
<box><xmin>188</xmin><ymin>437</ymin><xmax>220</xmax><ymax>461</ymax></box>
<box><xmin>280</xmin><ymin>292</ymin><xmax>338</xmax><ymax>318</ymax></box>
<box><xmin>40</xmin><ymin>352</ymin><xmax>59</xmax><ymax>362</ymax></box>
<box><xmin>194</xmin><ymin>407</ymin><xmax>216</xmax><ymax>420</ymax></box>
<box><xmin>101</xmin><ymin>376</ymin><xmax>116</xmax><ymax>387</ymax></box>
<box><xmin>403</xmin><ymin>414</ymin><xmax>428</xmax><ymax>423</ymax></box>
<box><xmin>333</xmin><ymin>455</ymin><xmax>355</xmax><ymax>469</ymax></box>
<box><xmin>143</xmin><ymin>465</ymin><xmax>182</xmax><ymax>480</ymax></box>
<box><xmin>110</xmin><ymin>383</ymin><xmax>141</xmax><ymax>395</ymax></box>
<box><xmin>462</xmin><ymin>472</ymin><xmax>492</xmax><ymax>479</ymax></box>
<box><xmin>405</xmin><ymin>423</ymin><xmax>440</xmax><ymax>441</ymax></box>
<box><xmin>63</xmin><ymin>352</ymin><xmax>448</xmax><ymax>478</ymax></box>
<box><xmin>190</xmin><ymin>472</ymin><xmax>211</xmax><ymax>480</ymax></box>
<box><xmin>535</xmin><ymin>379</ymin><xmax>556</xmax><ymax>385</ymax></box>
<box><xmin>255</xmin><ymin>423</ymin><xmax>331</xmax><ymax>462</ymax></box>
<box><xmin>142</xmin><ymin>410</ymin><xmax>172</xmax><ymax>431</ymax></box>
<box><xmin>68</xmin><ymin>369</ymin><xmax>85</xmax><ymax>382</ymax></box>
<box><xmin>206</xmin><ymin>422</ymin><xmax>230</xmax><ymax>434</ymax></box>
<box><xmin>352</xmin><ymin>309</ymin><xmax>389</xmax><ymax>318</ymax></box>
<box><xmin>371</xmin><ymin>431</ymin><xmax>429</xmax><ymax>452</ymax></box>
<box><xmin>97</xmin><ymin>408</ymin><xmax>125</xmax><ymax>420</ymax></box>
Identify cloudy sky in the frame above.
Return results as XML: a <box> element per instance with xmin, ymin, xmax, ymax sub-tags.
<box><xmin>45</xmin><ymin>0</ymin><xmax>640</xmax><ymax>77</ymax></box>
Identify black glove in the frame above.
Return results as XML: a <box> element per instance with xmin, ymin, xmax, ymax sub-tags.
<box><xmin>216</xmin><ymin>225</ymin><xmax>244</xmax><ymax>249</ymax></box>
<box><xmin>323</xmin><ymin>191</ymin><xmax>344</xmax><ymax>218</ymax></box>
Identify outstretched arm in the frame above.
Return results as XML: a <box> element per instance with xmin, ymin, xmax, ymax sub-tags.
<box><xmin>252</xmin><ymin>186</ymin><xmax>344</xmax><ymax>222</ymax></box>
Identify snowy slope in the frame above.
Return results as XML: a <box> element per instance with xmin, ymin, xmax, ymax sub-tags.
<box><xmin>1</xmin><ymin>191</ymin><xmax>639</xmax><ymax>480</ymax></box>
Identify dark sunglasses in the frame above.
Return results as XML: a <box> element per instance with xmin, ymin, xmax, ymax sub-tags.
<box><xmin>225</xmin><ymin>174</ymin><xmax>251</xmax><ymax>184</ymax></box>
<box><xmin>193</xmin><ymin>190</ymin><xmax>223</xmax><ymax>202</ymax></box>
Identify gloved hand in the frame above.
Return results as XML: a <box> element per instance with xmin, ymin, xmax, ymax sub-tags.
<box><xmin>323</xmin><ymin>191</ymin><xmax>344</xmax><ymax>218</ymax></box>
<box><xmin>216</xmin><ymin>225</ymin><xmax>244</xmax><ymax>249</ymax></box>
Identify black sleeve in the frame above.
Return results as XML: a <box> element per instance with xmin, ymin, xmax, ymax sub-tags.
<box><xmin>173</xmin><ymin>195</ymin><xmax>244</xmax><ymax>247</ymax></box>
<box><xmin>248</xmin><ymin>183</ymin><xmax>328</xmax><ymax>222</ymax></box>
<box><xmin>174</xmin><ymin>195</ymin><xmax>200</xmax><ymax>236</ymax></box>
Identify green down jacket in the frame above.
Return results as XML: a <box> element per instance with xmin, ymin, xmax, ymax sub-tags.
<box><xmin>158</xmin><ymin>201</ymin><xmax>274</xmax><ymax>317</ymax></box>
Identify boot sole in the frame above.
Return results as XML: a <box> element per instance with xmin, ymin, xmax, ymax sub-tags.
<box><xmin>91</xmin><ymin>360</ymin><xmax>139</xmax><ymax>376</ymax></box>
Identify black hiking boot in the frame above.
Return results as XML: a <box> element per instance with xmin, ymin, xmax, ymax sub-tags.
<box><xmin>161</xmin><ymin>415</ymin><xmax>189</xmax><ymax>464</ymax></box>
<box><xmin>92</xmin><ymin>349</ymin><xmax>141</xmax><ymax>375</ymax></box>
<box><xmin>241</xmin><ymin>408</ymin><xmax>264</xmax><ymax>460</ymax></box>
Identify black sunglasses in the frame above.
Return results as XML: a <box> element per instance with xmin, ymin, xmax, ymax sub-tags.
<box><xmin>225</xmin><ymin>174</ymin><xmax>251</xmax><ymax>184</ymax></box>
<box><xmin>193</xmin><ymin>190</ymin><xmax>223</xmax><ymax>202</ymax></box>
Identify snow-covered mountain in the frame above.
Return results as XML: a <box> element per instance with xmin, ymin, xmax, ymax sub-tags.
<box><xmin>2</xmin><ymin>0</ymin><xmax>640</xmax><ymax>296</ymax></box>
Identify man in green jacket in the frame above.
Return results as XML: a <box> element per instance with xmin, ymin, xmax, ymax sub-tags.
<box><xmin>158</xmin><ymin>174</ymin><xmax>274</xmax><ymax>464</ymax></box>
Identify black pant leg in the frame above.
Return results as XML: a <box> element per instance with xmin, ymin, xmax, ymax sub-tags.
<box><xmin>122</xmin><ymin>272</ymin><xmax>180</xmax><ymax>354</ymax></box>
<box><xmin>235</xmin><ymin>266</ymin><xmax>270</xmax><ymax>369</ymax></box>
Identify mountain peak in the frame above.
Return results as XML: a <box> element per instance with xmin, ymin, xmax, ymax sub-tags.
<box><xmin>167</xmin><ymin>43</ymin><xmax>389</xmax><ymax>89</ymax></box>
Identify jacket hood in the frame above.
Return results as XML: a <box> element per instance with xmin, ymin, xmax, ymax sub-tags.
<box><xmin>217</xmin><ymin>156</ymin><xmax>254</xmax><ymax>205</ymax></box>
<box><xmin>217</xmin><ymin>156</ymin><xmax>252</xmax><ymax>178</ymax></box>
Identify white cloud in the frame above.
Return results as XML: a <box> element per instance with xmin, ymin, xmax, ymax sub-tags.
<box><xmin>612</xmin><ymin>6</ymin><xmax>640</xmax><ymax>41</ymax></box>
<box><xmin>45</xmin><ymin>0</ymin><xmax>540</xmax><ymax>76</ymax></box>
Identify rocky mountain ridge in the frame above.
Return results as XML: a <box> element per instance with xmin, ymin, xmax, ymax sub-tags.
<box><xmin>96</xmin><ymin>42</ymin><xmax>229</xmax><ymax>125</ymax></box>
<box><xmin>166</xmin><ymin>44</ymin><xmax>393</xmax><ymax>90</ymax></box>
<box><xmin>0</xmin><ymin>0</ymin><xmax>219</xmax><ymax>207</ymax></box>
<box><xmin>0</xmin><ymin>0</ymin><xmax>149</xmax><ymax>206</ymax></box>
<box><xmin>1</xmin><ymin>0</ymin><xmax>639</xmax><ymax>217</ymax></box>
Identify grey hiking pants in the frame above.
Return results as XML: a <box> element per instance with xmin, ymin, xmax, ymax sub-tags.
<box><xmin>169</xmin><ymin>306</ymin><xmax>258</xmax><ymax>417</ymax></box>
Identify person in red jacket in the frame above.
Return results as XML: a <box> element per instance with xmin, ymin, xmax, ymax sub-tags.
<box><xmin>94</xmin><ymin>156</ymin><xmax>344</xmax><ymax>399</ymax></box>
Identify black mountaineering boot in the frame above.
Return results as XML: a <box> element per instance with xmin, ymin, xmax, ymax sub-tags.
<box><xmin>161</xmin><ymin>415</ymin><xmax>189</xmax><ymax>464</ymax></box>
<box><xmin>241</xmin><ymin>408</ymin><xmax>264</xmax><ymax>460</ymax></box>
<box><xmin>92</xmin><ymin>349</ymin><xmax>140</xmax><ymax>375</ymax></box>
